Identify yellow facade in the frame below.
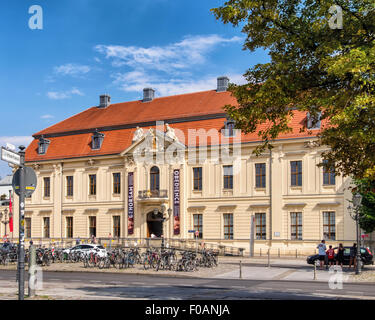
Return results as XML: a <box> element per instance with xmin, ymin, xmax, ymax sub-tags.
<box><xmin>4</xmin><ymin>134</ymin><xmax>367</xmax><ymax>255</ymax></box>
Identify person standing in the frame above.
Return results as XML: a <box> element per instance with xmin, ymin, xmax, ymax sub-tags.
<box><xmin>326</xmin><ymin>245</ymin><xmax>335</xmax><ymax>267</ymax></box>
<box><xmin>349</xmin><ymin>243</ymin><xmax>357</xmax><ymax>270</ymax></box>
<box><xmin>336</xmin><ymin>243</ymin><xmax>344</xmax><ymax>268</ymax></box>
<box><xmin>317</xmin><ymin>240</ymin><xmax>327</xmax><ymax>270</ymax></box>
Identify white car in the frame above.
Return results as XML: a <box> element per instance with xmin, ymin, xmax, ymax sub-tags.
<box><xmin>63</xmin><ymin>244</ymin><xmax>107</xmax><ymax>258</ymax></box>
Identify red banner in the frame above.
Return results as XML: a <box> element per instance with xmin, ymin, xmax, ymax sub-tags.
<box><xmin>9</xmin><ymin>190</ymin><xmax>13</xmax><ymax>233</ymax></box>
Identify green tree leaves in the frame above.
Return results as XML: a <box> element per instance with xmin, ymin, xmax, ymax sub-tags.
<box><xmin>212</xmin><ymin>0</ymin><xmax>375</xmax><ymax>178</ymax></box>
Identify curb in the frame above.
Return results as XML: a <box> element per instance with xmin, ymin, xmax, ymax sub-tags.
<box><xmin>0</xmin><ymin>265</ymin><xmax>371</xmax><ymax>285</ymax></box>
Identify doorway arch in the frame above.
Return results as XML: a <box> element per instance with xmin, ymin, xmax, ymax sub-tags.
<box><xmin>146</xmin><ymin>211</ymin><xmax>163</xmax><ymax>237</ymax></box>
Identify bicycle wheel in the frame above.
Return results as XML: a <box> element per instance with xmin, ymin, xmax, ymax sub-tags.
<box><xmin>143</xmin><ymin>256</ymin><xmax>151</xmax><ymax>270</ymax></box>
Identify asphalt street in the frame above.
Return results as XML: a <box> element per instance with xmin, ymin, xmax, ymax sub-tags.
<box><xmin>0</xmin><ymin>270</ymin><xmax>374</xmax><ymax>300</ymax></box>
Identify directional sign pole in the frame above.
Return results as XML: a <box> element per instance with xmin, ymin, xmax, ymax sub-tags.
<box><xmin>18</xmin><ymin>146</ymin><xmax>26</xmax><ymax>300</ymax></box>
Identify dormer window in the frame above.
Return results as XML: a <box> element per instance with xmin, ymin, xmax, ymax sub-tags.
<box><xmin>307</xmin><ymin>111</ymin><xmax>321</xmax><ymax>130</ymax></box>
<box><xmin>92</xmin><ymin>130</ymin><xmax>104</xmax><ymax>150</ymax></box>
<box><xmin>38</xmin><ymin>136</ymin><xmax>50</xmax><ymax>155</ymax></box>
<box><xmin>224</xmin><ymin>118</ymin><xmax>236</xmax><ymax>137</ymax></box>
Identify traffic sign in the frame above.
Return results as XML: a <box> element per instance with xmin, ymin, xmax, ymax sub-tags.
<box><xmin>1</xmin><ymin>147</ymin><xmax>21</xmax><ymax>166</ymax></box>
<box><xmin>12</xmin><ymin>167</ymin><xmax>37</xmax><ymax>197</ymax></box>
<box><xmin>195</xmin><ymin>231</ymin><xmax>199</xmax><ymax>237</ymax></box>
<box><xmin>188</xmin><ymin>230</ymin><xmax>195</xmax><ymax>233</ymax></box>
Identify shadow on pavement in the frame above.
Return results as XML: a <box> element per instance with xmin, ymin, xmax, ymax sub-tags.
<box><xmin>75</xmin><ymin>284</ymin><xmax>359</xmax><ymax>300</ymax></box>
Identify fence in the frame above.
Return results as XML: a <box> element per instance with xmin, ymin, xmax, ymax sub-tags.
<box><xmin>2</xmin><ymin>237</ymin><xmax>374</xmax><ymax>258</ymax></box>
<box><xmin>0</xmin><ymin>237</ymin><xmax>245</xmax><ymax>256</ymax></box>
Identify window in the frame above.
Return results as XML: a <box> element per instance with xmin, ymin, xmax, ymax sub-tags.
<box><xmin>44</xmin><ymin>177</ymin><xmax>50</xmax><ymax>198</ymax></box>
<box><xmin>223</xmin><ymin>213</ymin><xmax>233</xmax><ymax>239</ymax></box>
<box><xmin>323</xmin><ymin>211</ymin><xmax>336</xmax><ymax>240</ymax></box>
<box><xmin>307</xmin><ymin>111</ymin><xmax>321</xmax><ymax>130</ymax></box>
<box><xmin>38</xmin><ymin>136</ymin><xmax>50</xmax><ymax>155</ymax></box>
<box><xmin>255</xmin><ymin>213</ymin><xmax>266</xmax><ymax>240</ymax></box>
<box><xmin>66</xmin><ymin>217</ymin><xmax>73</xmax><ymax>238</ymax></box>
<box><xmin>150</xmin><ymin>166</ymin><xmax>160</xmax><ymax>195</ymax></box>
<box><xmin>193</xmin><ymin>167</ymin><xmax>202</xmax><ymax>191</ymax></box>
<box><xmin>89</xmin><ymin>174</ymin><xmax>96</xmax><ymax>195</ymax></box>
<box><xmin>291</xmin><ymin>161</ymin><xmax>302</xmax><ymax>186</ymax></box>
<box><xmin>290</xmin><ymin>212</ymin><xmax>303</xmax><ymax>240</ymax></box>
<box><xmin>66</xmin><ymin>176</ymin><xmax>73</xmax><ymax>197</ymax></box>
<box><xmin>223</xmin><ymin>165</ymin><xmax>233</xmax><ymax>189</ymax></box>
<box><xmin>25</xmin><ymin>218</ymin><xmax>31</xmax><ymax>238</ymax></box>
<box><xmin>193</xmin><ymin>214</ymin><xmax>203</xmax><ymax>239</ymax></box>
<box><xmin>323</xmin><ymin>160</ymin><xmax>335</xmax><ymax>186</ymax></box>
<box><xmin>91</xmin><ymin>129</ymin><xmax>104</xmax><ymax>150</ymax></box>
<box><xmin>113</xmin><ymin>216</ymin><xmax>120</xmax><ymax>237</ymax></box>
<box><xmin>43</xmin><ymin>217</ymin><xmax>50</xmax><ymax>238</ymax></box>
<box><xmin>89</xmin><ymin>216</ymin><xmax>96</xmax><ymax>237</ymax></box>
<box><xmin>255</xmin><ymin>163</ymin><xmax>266</xmax><ymax>188</ymax></box>
<box><xmin>113</xmin><ymin>173</ymin><xmax>121</xmax><ymax>194</ymax></box>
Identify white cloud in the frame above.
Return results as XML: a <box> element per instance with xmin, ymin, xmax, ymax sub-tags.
<box><xmin>47</xmin><ymin>88</ymin><xmax>84</xmax><ymax>100</ymax></box>
<box><xmin>0</xmin><ymin>136</ymin><xmax>33</xmax><ymax>149</ymax></box>
<box><xmin>113</xmin><ymin>71</ymin><xmax>247</xmax><ymax>97</ymax></box>
<box><xmin>54</xmin><ymin>63</ymin><xmax>91</xmax><ymax>76</ymax></box>
<box><xmin>95</xmin><ymin>34</ymin><xmax>242</xmax><ymax>72</ymax></box>
<box><xmin>41</xmin><ymin>114</ymin><xmax>54</xmax><ymax>119</ymax></box>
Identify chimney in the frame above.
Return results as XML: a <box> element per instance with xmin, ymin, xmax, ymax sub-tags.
<box><xmin>99</xmin><ymin>94</ymin><xmax>111</xmax><ymax>108</ymax></box>
<box><xmin>217</xmin><ymin>76</ymin><xmax>229</xmax><ymax>92</ymax></box>
<box><xmin>143</xmin><ymin>88</ymin><xmax>155</xmax><ymax>102</ymax></box>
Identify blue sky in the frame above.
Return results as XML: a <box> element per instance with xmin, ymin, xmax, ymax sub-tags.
<box><xmin>0</xmin><ymin>0</ymin><xmax>269</xmax><ymax>178</ymax></box>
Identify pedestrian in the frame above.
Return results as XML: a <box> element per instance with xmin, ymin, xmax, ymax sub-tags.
<box><xmin>317</xmin><ymin>240</ymin><xmax>327</xmax><ymax>270</ymax></box>
<box><xmin>326</xmin><ymin>245</ymin><xmax>335</xmax><ymax>267</ymax></box>
<box><xmin>349</xmin><ymin>243</ymin><xmax>357</xmax><ymax>270</ymax></box>
<box><xmin>76</xmin><ymin>237</ymin><xmax>80</xmax><ymax>245</ymax></box>
<box><xmin>336</xmin><ymin>243</ymin><xmax>344</xmax><ymax>268</ymax></box>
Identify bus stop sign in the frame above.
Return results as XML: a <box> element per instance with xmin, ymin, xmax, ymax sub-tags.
<box><xmin>12</xmin><ymin>167</ymin><xmax>37</xmax><ymax>197</ymax></box>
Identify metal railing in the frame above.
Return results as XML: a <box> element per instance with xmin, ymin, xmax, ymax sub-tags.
<box><xmin>0</xmin><ymin>237</ymin><xmax>245</xmax><ymax>256</ymax></box>
<box><xmin>138</xmin><ymin>190</ymin><xmax>168</xmax><ymax>199</ymax></box>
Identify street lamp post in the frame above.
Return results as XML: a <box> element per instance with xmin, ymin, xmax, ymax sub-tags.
<box><xmin>348</xmin><ymin>192</ymin><xmax>363</xmax><ymax>275</ymax></box>
<box><xmin>0</xmin><ymin>208</ymin><xmax>9</xmax><ymax>238</ymax></box>
<box><xmin>158</xmin><ymin>206</ymin><xmax>172</xmax><ymax>249</ymax></box>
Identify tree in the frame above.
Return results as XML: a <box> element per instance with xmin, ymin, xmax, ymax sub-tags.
<box><xmin>211</xmin><ymin>0</ymin><xmax>375</xmax><ymax>179</ymax></box>
<box><xmin>354</xmin><ymin>178</ymin><xmax>375</xmax><ymax>233</ymax></box>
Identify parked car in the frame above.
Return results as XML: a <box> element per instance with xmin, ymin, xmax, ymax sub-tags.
<box><xmin>63</xmin><ymin>244</ymin><xmax>107</xmax><ymax>258</ymax></box>
<box><xmin>307</xmin><ymin>246</ymin><xmax>373</xmax><ymax>267</ymax></box>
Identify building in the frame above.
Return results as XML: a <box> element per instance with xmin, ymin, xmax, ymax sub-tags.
<box><xmin>9</xmin><ymin>77</ymin><xmax>365</xmax><ymax>254</ymax></box>
<box><xmin>0</xmin><ymin>175</ymin><xmax>13</xmax><ymax>204</ymax></box>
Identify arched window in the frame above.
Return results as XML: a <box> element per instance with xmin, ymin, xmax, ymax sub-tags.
<box><xmin>150</xmin><ymin>166</ymin><xmax>160</xmax><ymax>195</ymax></box>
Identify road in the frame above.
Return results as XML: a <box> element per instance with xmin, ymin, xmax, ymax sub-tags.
<box><xmin>0</xmin><ymin>270</ymin><xmax>374</xmax><ymax>300</ymax></box>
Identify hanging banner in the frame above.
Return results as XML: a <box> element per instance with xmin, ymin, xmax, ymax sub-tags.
<box><xmin>173</xmin><ymin>169</ymin><xmax>180</xmax><ymax>235</ymax></box>
<box><xmin>128</xmin><ymin>172</ymin><xmax>134</xmax><ymax>235</ymax></box>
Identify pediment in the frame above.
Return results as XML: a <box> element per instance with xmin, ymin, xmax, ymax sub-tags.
<box><xmin>121</xmin><ymin>128</ymin><xmax>186</xmax><ymax>157</ymax></box>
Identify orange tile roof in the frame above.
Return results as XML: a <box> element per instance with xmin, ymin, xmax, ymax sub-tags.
<box><xmin>35</xmin><ymin>90</ymin><xmax>237</xmax><ymax>136</ymax></box>
<box><xmin>25</xmin><ymin>111</ymin><xmax>322</xmax><ymax>163</ymax></box>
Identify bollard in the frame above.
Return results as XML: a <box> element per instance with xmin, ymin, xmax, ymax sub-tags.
<box><xmin>28</xmin><ymin>245</ymin><xmax>36</xmax><ymax>297</ymax></box>
<box><xmin>313</xmin><ymin>263</ymin><xmax>317</xmax><ymax>280</ymax></box>
<box><xmin>268</xmin><ymin>249</ymin><xmax>271</xmax><ymax>268</ymax></box>
<box><xmin>239</xmin><ymin>260</ymin><xmax>242</xmax><ymax>279</ymax></box>
<box><xmin>260</xmin><ymin>248</ymin><xmax>262</xmax><ymax>257</ymax></box>
<box><xmin>278</xmin><ymin>248</ymin><xmax>280</xmax><ymax>258</ymax></box>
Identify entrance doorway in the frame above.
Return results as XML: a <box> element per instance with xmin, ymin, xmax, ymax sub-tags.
<box><xmin>146</xmin><ymin>211</ymin><xmax>163</xmax><ymax>237</ymax></box>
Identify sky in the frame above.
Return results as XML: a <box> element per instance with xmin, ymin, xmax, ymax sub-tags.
<box><xmin>0</xmin><ymin>0</ymin><xmax>270</xmax><ymax>178</ymax></box>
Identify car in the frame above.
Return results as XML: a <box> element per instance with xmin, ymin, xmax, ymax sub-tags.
<box><xmin>63</xmin><ymin>244</ymin><xmax>107</xmax><ymax>258</ymax></box>
<box><xmin>307</xmin><ymin>246</ymin><xmax>373</xmax><ymax>267</ymax></box>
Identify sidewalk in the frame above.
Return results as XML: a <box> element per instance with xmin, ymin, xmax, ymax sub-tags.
<box><xmin>0</xmin><ymin>257</ymin><xmax>373</xmax><ymax>283</ymax></box>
